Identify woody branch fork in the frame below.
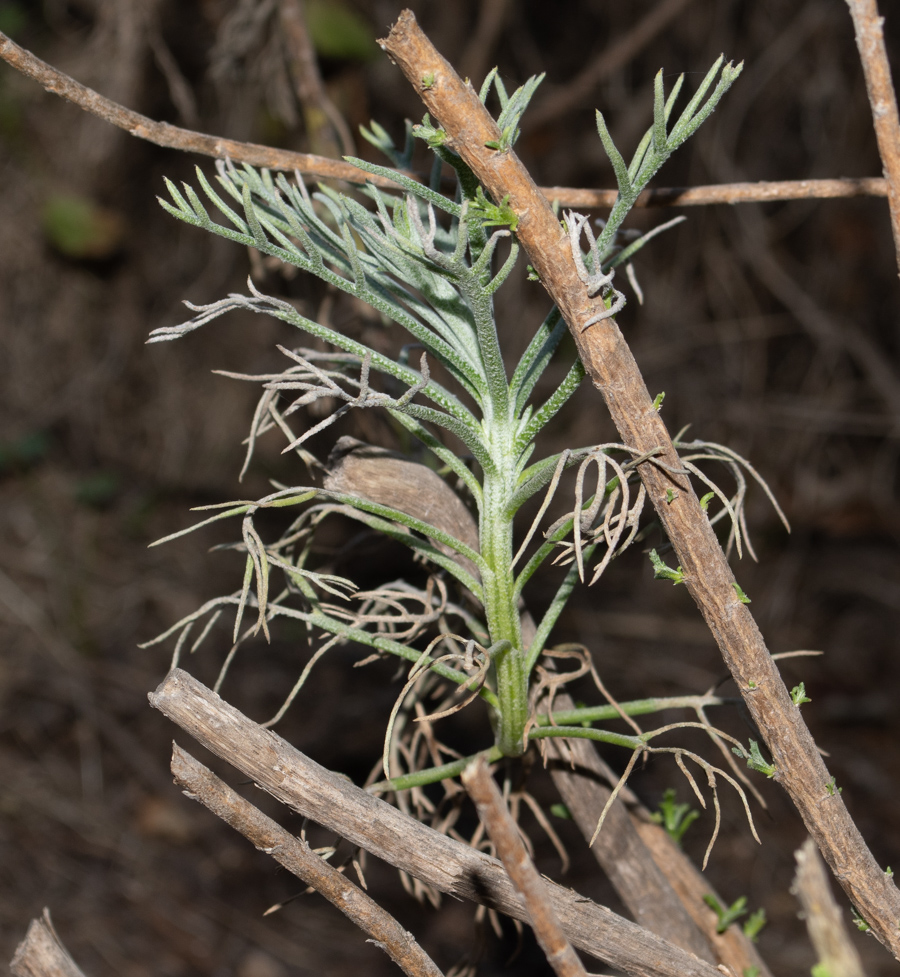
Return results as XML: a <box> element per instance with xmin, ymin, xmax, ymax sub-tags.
<box><xmin>379</xmin><ymin>9</ymin><xmax>900</xmax><ymax>957</ymax></box>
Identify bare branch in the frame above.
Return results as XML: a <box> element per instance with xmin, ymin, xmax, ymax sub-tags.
<box><xmin>544</xmin><ymin>176</ymin><xmax>888</xmax><ymax>209</ymax></box>
<box><xmin>10</xmin><ymin>910</ymin><xmax>87</xmax><ymax>977</ymax></box>
<box><xmin>845</xmin><ymin>0</ymin><xmax>900</xmax><ymax>276</ymax></box>
<box><xmin>0</xmin><ymin>29</ymin><xmax>384</xmax><ymax>187</ymax></box>
<box><xmin>793</xmin><ymin>837</ymin><xmax>867</xmax><ymax>977</ymax></box>
<box><xmin>171</xmin><ymin>744</ymin><xmax>444</xmax><ymax>977</ymax></box>
<box><xmin>461</xmin><ymin>756</ymin><xmax>588</xmax><ymax>977</ymax></box>
<box><xmin>149</xmin><ymin>668</ymin><xmax>729</xmax><ymax>977</ymax></box>
<box><xmin>0</xmin><ymin>30</ymin><xmax>887</xmax><ymax>209</ymax></box>
<box><xmin>632</xmin><ymin>818</ymin><xmax>774</xmax><ymax>977</ymax></box>
<box><xmin>379</xmin><ymin>9</ymin><xmax>900</xmax><ymax>960</ymax></box>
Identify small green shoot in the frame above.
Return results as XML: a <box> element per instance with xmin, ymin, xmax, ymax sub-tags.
<box><xmin>732</xmin><ymin>739</ymin><xmax>776</xmax><ymax>778</ymax></box>
<box><xmin>469</xmin><ymin>186</ymin><xmax>519</xmax><ymax>230</ymax></box>
<box><xmin>649</xmin><ymin>788</ymin><xmax>699</xmax><ymax>847</ymax></box>
<box><xmin>649</xmin><ymin>548</ymin><xmax>684</xmax><ymax>585</ymax></box>
<box><xmin>412</xmin><ymin>113</ymin><xmax>446</xmax><ymax>148</ymax></box>
<box><xmin>811</xmin><ymin>965</ymin><xmax>831</xmax><ymax>977</ymax></box>
<box><xmin>703</xmin><ymin>893</ymin><xmax>748</xmax><ymax>933</ymax></box>
<box><xmin>733</xmin><ymin>582</ymin><xmax>751</xmax><ymax>604</ymax></box>
<box><xmin>484</xmin><ymin>126</ymin><xmax>516</xmax><ymax>152</ymax></box>
<box><xmin>652</xmin><ymin>391</ymin><xmax>665</xmax><ymax>411</ymax></box>
<box><xmin>791</xmin><ymin>683</ymin><xmax>811</xmax><ymax>707</ymax></box>
<box><xmin>421</xmin><ymin>72</ymin><xmax>435</xmax><ymax>90</ymax></box>
<box><xmin>748</xmin><ymin>680</ymin><xmax>758</xmax><ymax>689</ymax></box>
<box><xmin>666</xmin><ymin>489</ymin><xmax>676</xmax><ymax>504</ymax></box>
<box><xmin>550</xmin><ymin>803</ymin><xmax>572</xmax><ymax>820</ymax></box>
<box><xmin>826</xmin><ymin>777</ymin><xmax>842</xmax><ymax>796</ymax></box>
<box><xmin>742</xmin><ymin>907</ymin><xmax>767</xmax><ymax>942</ymax></box>
<box><xmin>700</xmin><ymin>491</ymin><xmax>715</xmax><ymax>511</ymax></box>
<box><xmin>851</xmin><ymin>906</ymin><xmax>870</xmax><ymax>932</ymax></box>
<box><xmin>744</xmin><ymin>969</ymin><xmax>761</xmax><ymax>977</ymax></box>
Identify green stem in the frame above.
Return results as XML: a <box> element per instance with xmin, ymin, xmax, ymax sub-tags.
<box><xmin>367</xmin><ymin>746</ymin><xmax>504</xmax><ymax>794</ymax></box>
<box><xmin>537</xmin><ymin>694</ymin><xmax>731</xmax><ymax>727</ymax></box>
<box><xmin>480</xmin><ymin>430</ymin><xmax>528</xmax><ymax>756</ymax></box>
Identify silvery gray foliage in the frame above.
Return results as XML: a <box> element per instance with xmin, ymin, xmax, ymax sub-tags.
<box><xmin>145</xmin><ymin>59</ymin><xmax>775</xmax><ymax>791</ymax></box>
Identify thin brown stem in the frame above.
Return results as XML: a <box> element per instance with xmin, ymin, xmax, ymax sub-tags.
<box><xmin>544</xmin><ymin>177</ymin><xmax>887</xmax><ymax>208</ymax></box>
<box><xmin>461</xmin><ymin>757</ymin><xmax>588</xmax><ymax>977</ymax></box>
<box><xmin>0</xmin><ymin>30</ymin><xmax>382</xmax><ymax>187</ymax></box>
<box><xmin>379</xmin><ymin>10</ymin><xmax>900</xmax><ymax>960</ymax></box>
<box><xmin>149</xmin><ymin>669</ymin><xmax>728</xmax><ymax>977</ymax></box>
<box><xmin>845</xmin><ymin>0</ymin><xmax>900</xmax><ymax>276</ymax></box>
<box><xmin>171</xmin><ymin>744</ymin><xmax>444</xmax><ymax>977</ymax></box>
<box><xmin>0</xmin><ymin>30</ymin><xmax>887</xmax><ymax>209</ymax></box>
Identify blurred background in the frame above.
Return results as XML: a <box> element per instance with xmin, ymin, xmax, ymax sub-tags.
<box><xmin>1</xmin><ymin>1</ymin><xmax>899</xmax><ymax>974</ymax></box>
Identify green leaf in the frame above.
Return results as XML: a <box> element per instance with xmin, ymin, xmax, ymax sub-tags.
<box><xmin>742</xmin><ymin>907</ymin><xmax>767</xmax><ymax>942</ymax></box>
<box><xmin>851</xmin><ymin>906</ymin><xmax>870</xmax><ymax>932</ymax></box>
<box><xmin>649</xmin><ymin>549</ymin><xmax>684</xmax><ymax>585</ymax></box>
<box><xmin>649</xmin><ymin>788</ymin><xmax>699</xmax><ymax>847</ymax></box>
<box><xmin>550</xmin><ymin>803</ymin><xmax>572</xmax><ymax>820</ymax></box>
<box><xmin>468</xmin><ymin>187</ymin><xmax>518</xmax><ymax>230</ymax></box>
<box><xmin>732</xmin><ymin>739</ymin><xmax>776</xmax><ymax>778</ymax></box>
<box><xmin>791</xmin><ymin>682</ymin><xmax>812</xmax><ymax>706</ymax></box>
<box><xmin>702</xmin><ymin>893</ymin><xmax>748</xmax><ymax>933</ymax></box>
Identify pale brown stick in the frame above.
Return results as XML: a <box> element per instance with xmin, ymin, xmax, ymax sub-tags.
<box><xmin>0</xmin><ymin>30</ymin><xmax>385</xmax><ymax>187</ymax></box>
<box><xmin>379</xmin><ymin>10</ymin><xmax>900</xmax><ymax>960</ymax></box>
<box><xmin>631</xmin><ymin>817</ymin><xmax>774</xmax><ymax>977</ymax></box>
<box><xmin>0</xmin><ymin>30</ymin><xmax>887</xmax><ymax>209</ymax></box>
<box><xmin>171</xmin><ymin>744</ymin><xmax>444</xmax><ymax>977</ymax></box>
<box><xmin>461</xmin><ymin>757</ymin><xmax>588</xmax><ymax>977</ymax></box>
<box><xmin>544</xmin><ymin>177</ymin><xmax>887</xmax><ymax>209</ymax></box>
<box><xmin>149</xmin><ymin>669</ymin><xmax>727</xmax><ymax>977</ymax></box>
<box><xmin>527</xmin><ymin>0</ymin><xmax>698</xmax><ymax>129</ymax></box>
<box><xmin>793</xmin><ymin>838</ymin><xmax>867</xmax><ymax>977</ymax></box>
<box><xmin>546</xmin><ymin>734</ymin><xmax>774</xmax><ymax>977</ymax></box>
<box><xmin>845</xmin><ymin>0</ymin><xmax>900</xmax><ymax>276</ymax></box>
<box><xmin>536</xmin><ymin>680</ymin><xmax>717</xmax><ymax>963</ymax></box>
<box><xmin>10</xmin><ymin>909</ymin><xmax>87</xmax><ymax>977</ymax></box>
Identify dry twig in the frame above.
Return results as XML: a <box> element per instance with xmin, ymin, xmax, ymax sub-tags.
<box><xmin>631</xmin><ymin>817</ymin><xmax>775</xmax><ymax>976</ymax></box>
<box><xmin>10</xmin><ymin>909</ymin><xmax>87</xmax><ymax>977</ymax></box>
<box><xmin>149</xmin><ymin>668</ymin><xmax>728</xmax><ymax>977</ymax></box>
<box><xmin>378</xmin><ymin>10</ymin><xmax>900</xmax><ymax>959</ymax></box>
<box><xmin>546</xmin><ymin>731</ymin><xmax>773</xmax><ymax>976</ymax></box>
<box><xmin>461</xmin><ymin>756</ymin><xmax>588</xmax><ymax>977</ymax></box>
<box><xmin>0</xmin><ymin>30</ymin><xmax>888</xmax><ymax>210</ymax></box>
<box><xmin>845</xmin><ymin>0</ymin><xmax>900</xmax><ymax>275</ymax></box>
<box><xmin>793</xmin><ymin>838</ymin><xmax>867</xmax><ymax>977</ymax></box>
<box><xmin>171</xmin><ymin>744</ymin><xmax>444</xmax><ymax>977</ymax></box>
